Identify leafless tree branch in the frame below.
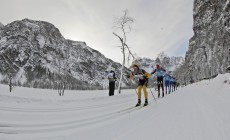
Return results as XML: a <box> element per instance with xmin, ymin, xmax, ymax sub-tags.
<box><xmin>112</xmin><ymin>9</ymin><xmax>135</xmax><ymax>93</ymax></box>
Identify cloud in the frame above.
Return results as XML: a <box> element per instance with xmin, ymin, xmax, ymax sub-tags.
<box><xmin>0</xmin><ymin>0</ymin><xmax>194</xmax><ymax>64</ymax></box>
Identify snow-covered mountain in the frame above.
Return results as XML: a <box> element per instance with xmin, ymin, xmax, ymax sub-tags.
<box><xmin>182</xmin><ymin>0</ymin><xmax>230</xmax><ymax>83</ymax></box>
<box><xmin>0</xmin><ymin>19</ymin><xmax>130</xmax><ymax>89</ymax></box>
<box><xmin>131</xmin><ymin>56</ymin><xmax>184</xmax><ymax>74</ymax></box>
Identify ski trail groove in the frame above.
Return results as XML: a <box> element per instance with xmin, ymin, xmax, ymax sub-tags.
<box><xmin>0</xmin><ymin>104</ymin><xmax>148</xmax><ymax>134</ymax></box>
<box><xmin>0</xmin><ymin>96</ymin><xmax>136</xmax><ymax>113</ymax></box>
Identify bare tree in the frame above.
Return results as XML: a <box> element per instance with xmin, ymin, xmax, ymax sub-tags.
<box><xmin>113</xmin><ymin>9</ymin><xmax>135</xmax><ymax>93</ymax></box>
<box><xmin>7</xmin><ymin>70</ymin><xmax>14</xmax><ymax>92</ymax></box>
<box><xmin>0</xmin><ymin>53</ymin><xmax>17</xmax><ymax>92</ymax></box>
<box><xmin>157</xmin><ymin>52</ymin><xmax>170</xmax><ymax>69</ymax></box>
<box><xmin>56</xmin><ymin>59</ymin><xmax>65</xmax><ymax>96</ymax></box>
<box><xmin>155</xmin><ymin>57</ymin><xmax>161</xmax><ymax>65</ymax></box>
<box><xmin>56</xmin><ymin>46</ymin><xmax>73</xmax><ymax>96</ymax></box>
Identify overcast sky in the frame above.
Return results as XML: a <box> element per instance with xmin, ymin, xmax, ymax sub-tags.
<box><xmin>0</xmin><ymin>0</ymin><xmax>194</xmax><ymax>64</ymax></box>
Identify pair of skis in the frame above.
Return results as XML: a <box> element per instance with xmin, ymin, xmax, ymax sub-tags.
<box><xmin>117</xmin><ymin>102</ymin><xmax>150</xmax><ymax>114</ymax></box>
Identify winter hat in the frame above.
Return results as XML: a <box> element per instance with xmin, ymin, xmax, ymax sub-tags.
<box><xmin>133</xmin><ymin>64</ymin><xmax>139</xmax><ymax>68</ymax></box>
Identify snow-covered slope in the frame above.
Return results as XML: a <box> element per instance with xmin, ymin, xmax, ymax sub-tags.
<box><xmin>0</xmin><ymin>73</ymin><xmax>230</xmax><ymax>140</ymax></box>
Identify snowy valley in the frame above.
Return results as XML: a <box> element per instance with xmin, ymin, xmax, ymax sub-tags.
<box><xmin>0</xmin><ymin>0</ymin><xmax>229</xmax><ymax>139</ymax></box>
<box><xmin>0</xmin><ymin>74</ymin><xmax>230</xmax><ymax>140</ymax></box>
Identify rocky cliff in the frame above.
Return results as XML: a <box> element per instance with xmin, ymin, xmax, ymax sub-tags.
<box><xmin>180</xmin><ymin>0</ymin><xmax>229</xmax><ymax>83</ymax></box>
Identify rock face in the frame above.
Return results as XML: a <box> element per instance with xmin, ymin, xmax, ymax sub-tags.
<box><xmin>0</xmin><ymin>19</ymin><xmax>130</xmax><ymax>90</ymax></box>
<box><xmin>183</xmin><ymin>0</ymin><xmax>230</xmax><ymax>83</ymax></box>
<box><xmin>0</xmin><ymin>22</ymin><xmax>4</xmax><ymax>29</ymax></box>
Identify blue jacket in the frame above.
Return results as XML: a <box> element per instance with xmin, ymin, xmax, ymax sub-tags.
<box><xmin>169</xmin><ymin>77</ymin><xmax>175</xmax><ymax>83</ymax></box>
<box><xmin>164</xmin><ymin>74</ymin><xmax>171</xmax><ymax>81</ymax></box>
<box><xmin>151</xmin><ymin>68</ymin><xmax>165</xmax><ymax>77</ymax></box>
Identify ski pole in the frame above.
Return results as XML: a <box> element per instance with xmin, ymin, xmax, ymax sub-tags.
<box><xmin>149</xmin><ymin>88</ymin><xmax>157</xmax><ymax>102</ymax></box>
<box><xmin>134</xmin><ymin>89</ymin><xmax>138</xmax><ymax>95</ymax></box>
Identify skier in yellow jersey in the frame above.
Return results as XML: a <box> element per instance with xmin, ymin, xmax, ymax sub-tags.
<box><xmin>128</xmin><ymin>64</ymin><xmax>151</xmax><ymax>106</ymax></box>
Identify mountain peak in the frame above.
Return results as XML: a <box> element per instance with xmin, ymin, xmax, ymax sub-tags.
<box><xmin>0</xmin><ymin>19</ymin><xmax>130</xmax><ymax>90</ymax></box>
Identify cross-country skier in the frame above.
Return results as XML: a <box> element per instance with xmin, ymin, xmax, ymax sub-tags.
<box><xmin>169</xmin><ymin>76</ymin><xmax>175</xmax><ymax>92</ymax></box>
<box><xmin>107</xmin><ymin>69</ymin><xmax>117</xmax><ymax>96</ymax></box>
<box><xmin>164</xmin><ymin>72</ymin><xmax>171</xmax><ymax>94</ymax></box>
<box><xmin>127</xmin><ymin>64</ymin><xmax>151</xmax><ymax>106</ymax></box>
<box><xmin>172</xmin><ymin>76</ymin><xmax>177</xmax><ymax>91</ymax></box>
<box><xmin>151</xmin><ymin>64</ymin><xmax>165</xmax><ymax>98</ymax></box>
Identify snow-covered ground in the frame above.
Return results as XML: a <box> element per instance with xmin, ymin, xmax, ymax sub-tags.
<box><xmin>0</xmin><ymin>74</ymin><xmax>230</xmax><ymax>140</ymax></box>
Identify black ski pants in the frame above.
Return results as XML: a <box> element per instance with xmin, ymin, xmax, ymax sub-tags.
<box><xmin>109</xmin><ymin>81</ymin><xmax>115</xmax><ymax>96</ymax></box>
<box><xmin>157</xmin><ymin>76</ymin><xmax>164</xmax><ymax>95</ymax></box>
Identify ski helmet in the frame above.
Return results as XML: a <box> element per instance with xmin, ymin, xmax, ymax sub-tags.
<box><xmin>156</xmin><ymin>64</ymin><xmax>160</xmax><ymax>68</ymax></box>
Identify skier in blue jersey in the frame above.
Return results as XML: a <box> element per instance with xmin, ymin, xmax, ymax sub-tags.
<box><xmin>164</xmin><ymin>72</ymin><xmax>171</xmax><ymax>94</ymax></box>
<box><xmin>169</xmin><ymin>76</ymin><xmax>175</xmax><ymax>92</ymax></box>
<box><xmin>151</xmin><ymin>64</ymin><xmax>165</xmax><ymax>98</ymax></box>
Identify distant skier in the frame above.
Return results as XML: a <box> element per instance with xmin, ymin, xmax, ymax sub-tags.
<box><xmin>151</xmin><ymin>64</ymin><xmax>165</xmax><ymax>98</ymax></box>
<box><xmin>127</xmin><ymin>64</ymin><xmax>151</xmax><ymax>106</ymax></box>
<box><xmin>177</xmin><ymin>82</ymin><xmax>180</xmax><ymax>88</ymax></box>
<box><xmin>172</xmin><ymin>77</ymin><xmax>177</xmax><ymax>91</ymax></box>
<box><xmin>164</xmin><ymin>72</ymin><xmax>171</xmax><ymax>94</ymax></box>
<box><xmin>169</xmin><ymin>76</ymin><xmax>175</xmax><ymax>92</ymax></box>
<box><xmin>107</xmin><ymin>69</ymin><xmax>117</xmax><ymax>96</ymax></box>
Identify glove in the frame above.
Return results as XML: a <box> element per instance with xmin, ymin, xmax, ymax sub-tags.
<box><xmin>143</xmin><ymin>75</ymin><xmax>148</xmax><ymax>79</ymax></box>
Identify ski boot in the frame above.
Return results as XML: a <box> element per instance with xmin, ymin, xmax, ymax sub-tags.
<box><xmin>162</xmin><ymin>92</ymin><xmax>164</xmax><ymax>98</ymax></box>
<box><xmin>135</xmin><ymin>99</ymin><xmax>141</xmax><ymax>107</ymax></box>
<box><xmin>158</xmin><ymin>93</ymin><xmax>160</xmax><ymax>98</ymax></box>
<box><xmin>143</xmin><ymin>99</ymin><xmax>148</xmax><ymax>106</ymax></box>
